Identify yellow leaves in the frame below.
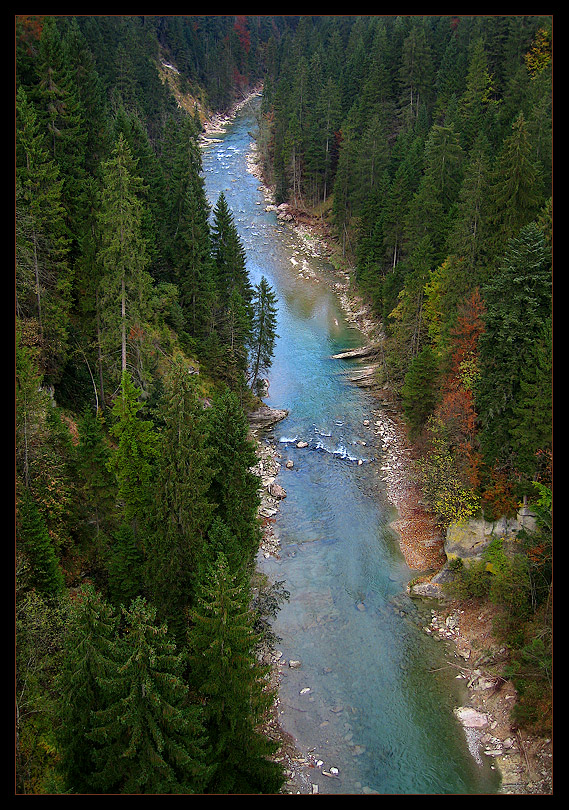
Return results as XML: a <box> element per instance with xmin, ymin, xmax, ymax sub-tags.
<box><xmin>524</xmin><ymin>28</ymin><xmax>552</xmax><ymax>78</ymax></box>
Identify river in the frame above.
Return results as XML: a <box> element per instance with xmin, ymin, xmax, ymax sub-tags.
<box><xmin>200</xmin><ymin>96</ymin><xmax>500</xmax><ymax>795</ymax></box>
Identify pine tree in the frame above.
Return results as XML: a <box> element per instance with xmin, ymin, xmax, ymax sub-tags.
<box><xmin>488</xmin><ymin>112</ymin><xmax>542</xmax><ymax>260</ymax></box>
<box><xmin>16</xmin><ymin>487</ymin><xmax>64</xmax><ymax>598</ymax></box>
<box><xmin>57</xmin><ymin>585</ymin><xmax>119</xmax><ymax>793</ymax></box>
<box><xmin>458</xmin><ymin>37</ymin><xmax>499</xmax><ymax>151</ymax></box>
<box><xmin>107</xmin><ymin>522</ymin><xmax>144</xmax><ymax>609</ymax></box>
<box><xmin>401</xmin><ymin>344</ymin><xmax>439</xmax><ymax>438</ymax></box>
<box><xmin>32</xmin><ymin>15</ymin><xmax>88</xmax><ymax>250</ymax></box>
<box><xmin>205</xmin><ymin>389</ymin><xmax>261</xmax><ymax>569</ymax></box>
<box><xmin>210</xmin><ymin>193</ymin><xmax>253</xmax><ymax>387</ymax></box>
<box><xmin>75</xmin><ymin>406</ymin><xmax>115</xmax><ymax>546</ymax></box>
<box><xmin>106</xmin><ymin>371</ymin><xmax>159</xmax><ymax>527</ymax></box>
<box><xmin>96</xmin><ymin>133</ymin><xmax>154</xmax><ymax>387</ymax></box>
<box><xmin>446</xmin><ymin>133</ymin><xmax>492</xmax><ymax>285</ymax></box>
<box><xmin>511</xmin><ymin>316</ymin><xmax>552</xmax><ymax>485</ymax></box>
<box><xmin>187</xmin><ymin>552</ymin><xmax>283</xmax><ymax>794</ymax></box>
<box><xmin>160</xmin><ymin>116</ymin><xmax>216</xmax><ymax>345</ymax></box>
<box><xmin>16</xmin><ymin>86</ymin><xmax>72</xmax><ymax>384</ymax></box>
<box><xmin>248</xmin><ymin>276</ymin><xmax>279</xmax><ymax>395</ymax></box>
<box><xmin>478</xmin><ymin>222</ymin><xmax>551</xmax><ymax>478</ymax></box>
<box><xmin>89</xmin><ymin>597</ymin><xmax>210</xmax><ymax>794</ymax></box>
<box><xmin>145</xmin><ymin>356</ymin><xmax>215</xmax><ymax>634</ymax></box>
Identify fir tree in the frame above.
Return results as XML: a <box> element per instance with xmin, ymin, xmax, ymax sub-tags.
<box><xmin>57</xmin><ymin>585</ymin><xmax>119</xmax><ymax>793</ymax></box>
<box><xmin>205</xmin><ymin>389</ymin><xmax>261</xmax><ymax>569</ymax></box>
<box><xmin>107</xmin><ymin>522</ymin><xmax>144</xmax><ymax>610</ymax></box>
<box><xmin>16</xmin><ymin>86</ymin><xmax>72</xmax><ymax>384</ymax></box>
<box><xmin>16</xmin><ymin>488</ymin><xmax>64</xmax><ymax>598</ymax></box>
<box><xmin>478</xmin><ymin>222</ymin><xmax>551</xmax><ymax>478</ymax></box>
<box><xmin>401</xmin><ymin>345</ymin><xmax>439</xmax><ymax>438</ymax></box>
<box><xmin>96</xmin><ymin>133</ymin><xmax>154</xmax><ymax>387</ymax></box>
<box><xmin>187</xmin><ymin>552</ymin><xmax>283</xmax><ymax>794</ymax></box>
<box><xmin>248</xmin><ymin>276</ymin><xmax>279</xmax><ymax>395</ymax></box>
<box><xmin>144</xmin><ymin>356</ymin><xmax>215</xmax><ymax>634</ymax></box>
<box><xmin>107</xmin><ymin>371</ymin><xmax>159</xmax><ymax>527</ymax></box>
<box><xmin>89</xmin><ymin>597</ymin><xmax>210</xmax><ymax>794</ymax></box>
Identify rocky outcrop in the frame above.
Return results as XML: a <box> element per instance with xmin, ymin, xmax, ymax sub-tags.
<box><xmin>444</xmin><ymin>506</ymin><xmax>538</xmax><ymax>566</ymax></box>
<box><xmin>248</xmin><ymin>404</ymin><xmax>289</xmax><ymax>431</ymax></box>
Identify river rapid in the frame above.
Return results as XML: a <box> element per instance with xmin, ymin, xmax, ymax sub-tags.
<box><xmin>200</xmin><ymin>96</ymin><xmax>501</xmax><ymax>795</ymax></box>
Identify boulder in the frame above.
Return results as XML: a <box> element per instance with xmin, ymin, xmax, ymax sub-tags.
<box><xmin>454</xmin><ymin>707</ymin><xmax>489</xmax><ymax>729</ymax></box>
<box><xmin>269</xmin><ymin>482</ymin><xmax>287</xmax><ymax>500</ymax></box>
<box><xmin>248</xmin><ymin>405</ymin><xmax>289</xmax><ymax>430</ymax></box>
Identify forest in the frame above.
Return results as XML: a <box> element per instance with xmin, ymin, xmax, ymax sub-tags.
<box><xmin>15</xmin><ymin>15</ymin><xmax>552</xmax><ymax>794</ymax></box>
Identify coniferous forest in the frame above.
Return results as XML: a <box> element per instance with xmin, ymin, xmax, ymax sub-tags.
<box><xmin>16</xmin><ymin>16</ymin><xmax>552</xmax><ymax>795</ymax></box>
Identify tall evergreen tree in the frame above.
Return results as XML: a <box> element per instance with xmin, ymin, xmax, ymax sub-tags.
<box><xmin>57</xmin><ymin>585</ymin><xmax>119</xmax><ymax>793</ymax></box>
<box><xmin>16</xmin><ymin>86</ymin><xmax>72</xmax><ymax>384</ymax></box>
<box><xmin>488</xmin><ymin>112</ymin><xmax>543</xmax><ymax>261</ymax></box>
<box><xmin>16</xmin><ymin>487</ymin><xmax>65</xmax><ymax>599</ymax></box>
<box><xmin>89</xmin><ymin>597</ymin><xmax>210</xmax><ymax>794</ymax></box>
<box><xmin>96</xmin><ymin>133</ymin><xmax>154</xmax><ymax>388</ymax></box>
<box><xmin>145</xmin><ymin>357</ymin><xmax>215</xmax><ymax>634</ymax></box>
<box><xmin>248</xmin><ymin>276</ymin><xmax>279</xmax><ymax>395</ymax></box>
<box><xmin>206</xmin><ymin>389</ymin><xmax>261</xmax><ymax>568</ymax></box>
<box><xmin>106</xmin><ymin>371</ymin><xmax>159</xmax><ymax>527</ymax></box>
<box><xmin>477</xmin><ymin>222</ymin><xmax>551</xmax><ymax>479</ymax></box>
<box><xmin>187</xmin><ymin>552</ymin><xmax>283</xmax><ymax>794</ymax></box>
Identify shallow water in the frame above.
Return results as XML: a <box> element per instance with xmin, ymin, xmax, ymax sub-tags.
<box><xmin>201</xmin><ymin>98</ymin><xmax>500</xmax><ymax>795</ymax></box>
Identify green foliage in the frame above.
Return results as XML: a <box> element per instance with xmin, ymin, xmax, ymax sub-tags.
<box><xmin>16</xmin><ymin>585</ymin><xmax>68</xmax><ymax>794</ymax></box>
<box><xmin>206</xmin><ymin>388</ymin><xmax>261</xmax><ymax>568</ymax></box>
<box><xmin>107</xmin><ymin>371</ymin><xmax>159</xmax><ymax>524</ymax></box>
<box><xmin>17</xmin><ymin>488</ymin><xmax>65</xmax><ymax>598</ymax></box>
<box><xmin>401</xmin><ymin>346</ymin><xmax>438</xmax><ymax>437</ymax></box>
<box><xmin>418</xmin><ymin>417</ymin><xmax>479</xmax><ymax>527</ymax></box>
<box><xmin>187</xmin><ymin>553</ymin><xmax>284</xmax><ymax>794</ymax></box>
<box><xmin>248</xmin><ymin>275</ymin><xmax>279</xmax><ymax>394</ymax></box>
<box><xmin>89</xmin><ymin>596</ymin><xmax>210</xmax><ymax>794</ymax></box>
<box><xmin>57</xmin><ymin>585</ymin><xmax>119</xmax><ymax>792</ymax></box>
<box><xmin>144</xmin><ymin>357</ymin><xmax>215</xmax><ymax>635</ymax></box>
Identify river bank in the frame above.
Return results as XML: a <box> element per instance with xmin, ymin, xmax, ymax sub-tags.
<box><xmin>244</xmin><ymin>130</ymin><xmax>552</xmax><ymax>795</ymax></box>
<box><xmin>200</xmin><ymin>90</ymin><xmax>551</xmax><ymax>795</ymax></box>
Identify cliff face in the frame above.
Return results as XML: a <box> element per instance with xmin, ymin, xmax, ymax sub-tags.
<box><xmin>444</xmin><ymin>506</ymin><xmax>538</xmax><ymax>566</ymax></box>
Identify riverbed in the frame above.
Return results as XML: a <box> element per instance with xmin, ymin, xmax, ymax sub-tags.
<box><xmin>200</xmin><ymin>95</ymin><xmax>501</xmax><ymax>796</ymax></box>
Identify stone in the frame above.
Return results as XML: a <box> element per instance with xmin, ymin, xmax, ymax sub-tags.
<box><xmin>248</xmin><ymin>405</ymin><xmax>289</xmax><ymax>430</ymax></box>
<box><xmin>454</xmin><ymin>707</ymin><xmax>489</xmax><ymax>728</ymax></box>
<box><xmin>269</xmin><ymin>482</ymin><xmax>287</xmax><ymax>500</ymax></box>
<box><xmin>296</xmin><ymin>441</ymin><xmax>308</xmax><ymax>448</ymax></box>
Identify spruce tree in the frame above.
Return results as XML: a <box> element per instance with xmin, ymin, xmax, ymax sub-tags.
<box><xmin>16</xmin><ymin>487</ymin><xmax>64</xmax><ymax>599</ymax></box>
<box><xmin>248</xmin><ymin>276</ymin><xmax>279</xmax><ymax>395</ymax></box>
<box><xmin>478</xmin><ymin>222</ymin><xmax>551</xmax><ymax>478</ymax></box>
<box><xmin>89</xmin><ymin>597</ymin><xmax>210</xmax><ymax>794</ymax></box>
<box><xmin>75</xmin><ymin>406</ymin><xmax>115</xmax><ymax>546</ymax></box>
<box><xmin>205</xmin><ymin>389</ymin><xmax>261</xmax><ymax>569</ymax></box>
<box><xmin>57</xmin><ymin>585</ymin><xmax>119</xmax><ymax>793</ymax></box>
<box><xmin>96</xmin><ymin>133</ymin><xmax>154</xmax><ymax>387</ymax></box>
<box><xmin>488</xmin><ymin>112</ymin><xmax>542</xmax><ymax>260</ymax></box>
<box><xmin>187</xmin><ymin>552</ymin><xmax>283</xmax><ymax>794</ymax></box>
<box><xmin>401</xmin><ymin>345</ymin><xmax>439</xmax><ymax>439</ymax></box>
<box><xmin>210</xmin><ymin>193</ymin><xmax>253</xmax><ymax>387</ymax></box>
<box><xmin>144</xmin><ymin>356</ymin><xmax>215</xmax><ymax>634</ymax></box>
<box><xmin>107</xmin><ymin>522</ymin><xmax>144</xmax><ymax>610</ymax></box>
<box><xmin>106</xmin><ymin>371</ymin><xmax>159</xmax><ymax>527</ymax></box>
<box><xmin>16</xmin><ymin>86</ymin><xmax>72</xmax><ymax>384</ymax></box>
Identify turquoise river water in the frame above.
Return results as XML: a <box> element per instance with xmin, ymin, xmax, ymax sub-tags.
<box><xmin>201</xmin><ymin>97</ymin><xmax>501</xmax><ymax>795</ymax></box>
